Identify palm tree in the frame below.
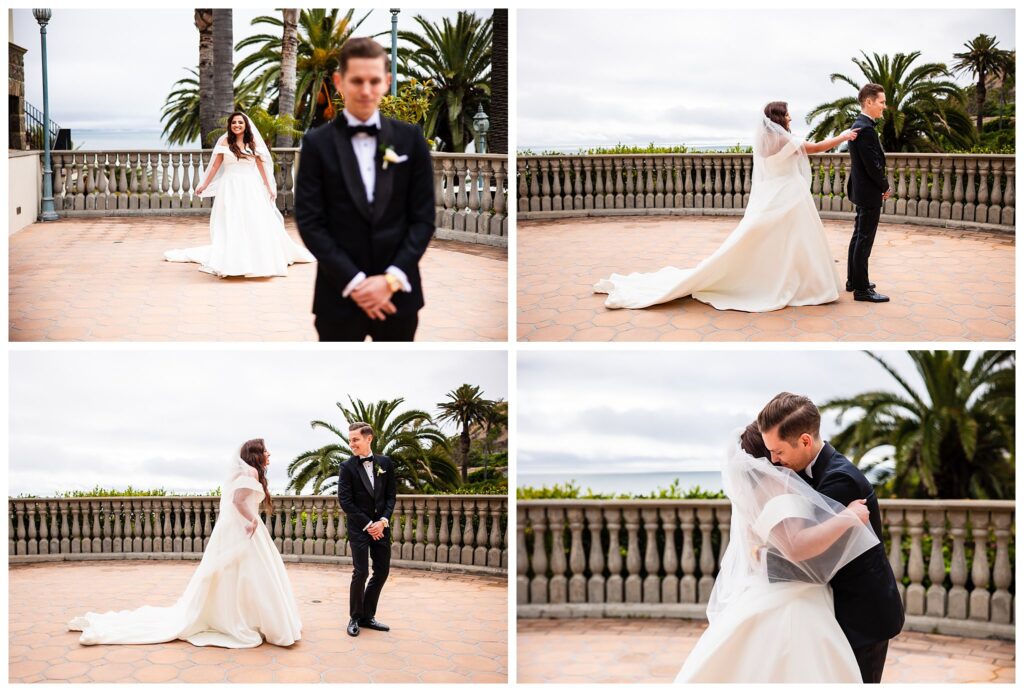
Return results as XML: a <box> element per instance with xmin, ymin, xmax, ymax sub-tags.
<box><xmin>806</xmin><ymin>51</ymin><xmax>975</xmax><ymax>152</ymax></box>
<box><xmin>234</xmin><ymin>9</ymin><xmax>371</xmax><ymax>131</ymax></box>
<box><xmin>212</xmin><ymin>9</ymin><xmax>234</xmax><ymax>135</ymax></box>
<box><xmin>488</xmin><ymin>9</ymin><xmax>508</xmax><ymax>154</ymax></box>
<box><xmin>194</xmin><ymin>9</ymin><xmax>215</xmax><ymax>145</ymax></box>
<box><xmin>953</xmin><ymin>34</ymin><xmax>1014</xmax><ymax>132</ymax></box>
<box><xmin>821</xmin><ymin>351</ymin><xmax>1014</xmax><ymax>499</ymax></box>
<box><xmin>288</xmin><ymin>397</ymin><xmax>457</xmax><ymax>495</ymax></box>
<box><xmin>395</xmin><ymin>11</ymin><xmax>492</xmax><ymax>152</ymax></box>
<box><xmin>436</xmin><ymin>384</ymin><xmax>495</xmax><ymax>483</ymax></box>
<box><xmin>477</xmin><ymin>399</ymin><xmax>508</xmax><ymax>482</ymax></box>
<box><xmin>276</xmin><ymin>9</ymin><xmax>300</xmax><ymax>147</ymax></box>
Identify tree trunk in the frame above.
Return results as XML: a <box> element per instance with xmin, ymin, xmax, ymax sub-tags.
<box><xmin>487</xmin><ymin>9</ymin><xmax>508</xmax><ymax>154</ymax></box>
<box><xmin>212</xmin><ymin>9</ymin><xmax>234</xmax><ymax>136</ymax></box>
<box><xmin>976</xmin><ymin>71</ymin><xmax>987</xmax><ymax>133</ymax></box>
<box><xmin>277</xmin><ymin>8</ymin><xmax>300</xmax><ymax>147</ymax></box>
<box><xmin>460</xmin><ymin>425</ymin><xmax>471</xmax><ymax>483</ymax></box>
<box><xmin>195</xmin><ymin>9</ymin><xmax>215</xmax><ymax>146</ymax></box>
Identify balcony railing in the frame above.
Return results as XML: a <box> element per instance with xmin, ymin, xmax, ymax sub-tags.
<box><xmin>517</xmin><ymin>499</ymin><xmax>1014</xmax><ymax>640</ymax></box>
<box><xmin>9</xmin><ymin>494</ymin><xmax>508</xmax><ymax>576</ymax></box>
<box><xmin>517</xmin><ymin>153</ymin><xmax>1015</xmax><ymax>233</ymax></box>
<box><xmin>39</xmin><ymin>150</ymin><xmax>508</xmax><ymax>247</ymax></box>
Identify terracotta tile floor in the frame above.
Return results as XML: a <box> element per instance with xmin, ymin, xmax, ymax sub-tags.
<box><xmin>9</xmin><ymin>560</ymin><xmax>507</xmax><ymax>683</ymax></box>
<box><xmin>517</xmin><ymin>618</ymin><xmax>1014</xmax><ymax>683</ymax></box>
<box><xmin>518</xmin><ymin>216</ymin><xmax>1015</xmax><ymax>342</ymax></box>
<box><xmin>9</xmin><ymin>217</ymin><xmax>508</xmax><ymax>342</ymax></box>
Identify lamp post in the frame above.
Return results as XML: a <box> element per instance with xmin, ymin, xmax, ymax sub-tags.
<box><xmin>33</xmin><ymin>8</ymin><xmax>58</xmax><ymax>221</ymax></box>
<box><xmin>389</xmin><ymin>9</ymin><xmax>399</xmax><ymax>97</ymax></box>
<box><xmin>472</xmin><ymin>104</ymin><xmax>490</xmax><ymax>154</ymax></box>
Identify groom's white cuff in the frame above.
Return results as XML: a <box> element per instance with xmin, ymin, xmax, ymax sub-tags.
<box><xmin>341</xmin><ymin>267</ymin><xmax>410</xmax><ymax>298</ymax></box>
<box><xmin>342</xmin><ymin>272</ymin><xmax>367</xmax><ymax>298</ymax></box>
<box><xmin>385</xmin><ymin>266</ymin><xmax>411</xmax><ymax>293</ymax></box>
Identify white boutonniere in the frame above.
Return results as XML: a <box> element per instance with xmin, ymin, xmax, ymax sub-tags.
<box><xmin>376</xmin><ymin>465</ymin><xmax>387</xmax><ymax>477</ymax></box>
<box><xmin>381</xmin><ymin>146</ymin><xmax>408</xmax><ymax>170</ymax></box>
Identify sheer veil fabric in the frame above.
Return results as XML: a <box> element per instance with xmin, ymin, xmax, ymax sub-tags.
<box><xmin>164</xmin><ymin>112</ymin><xmax>315</xmax><ymax>277</ymax></box>
<box><xmin>67</xmin><ymin>456</ymin><xmax>302</xmax><ymax>648</ymax></box>
<box><xmin>674</xmin><ymin>431</ymin><xmax>877</xmax><ymax>682</ymax></box>
<box><xmin>594</xmin><ymin>114</ymin><xmax>841</xmax><ymax>311</ymax></box>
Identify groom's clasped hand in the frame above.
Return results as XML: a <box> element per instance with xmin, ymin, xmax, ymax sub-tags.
<box><xmin>350</xmin><ymin>276</ymin><xmax>399</xmax><ymax>321</ymax></box>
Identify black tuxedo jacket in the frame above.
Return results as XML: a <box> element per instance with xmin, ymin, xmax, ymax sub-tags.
<box><xmin>846</xmin><ymin>113</ymin><xmax>889</xmax><ymax>209</ymax></box>
<box><xmin>294</xmin><ymin>116</ymin><xmax>436</xmax><ymax>320</ymax></box>
<box><xmin>336</xmin><ymin>454</ymin><xmax>398</xmax><ymax>546</ymax></box>
<box><xmin>797</xmin><ymin>443</ymin><xmax>905</xmax><ymax>648</ymax></box>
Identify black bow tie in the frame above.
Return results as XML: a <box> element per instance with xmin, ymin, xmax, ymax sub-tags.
<box><xmin>347</xmin><ymin>124</ymin><xmax>379</xmax><ymax>137</ymax></box>
<box><xmin>360</xmin><ymin>457</ymin><xmax>374</xmax><ymax>463</ymax></box>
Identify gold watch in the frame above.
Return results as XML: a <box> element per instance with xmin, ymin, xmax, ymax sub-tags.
<box><xmin>384</xmin><ymin>273</ymin><xmax>401</xmax><ymax>293</ymax></box>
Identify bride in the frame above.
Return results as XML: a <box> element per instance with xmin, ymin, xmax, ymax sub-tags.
<box><xmin>164</xmin><ymin>112</ymin><xmax>315</xmax><ymax>277</ymax></box>
<box><xmin>68</xmin><ymin>439</ymin><xmax>302</xmax><ymax>648</ymax></box>
<box><xmin>675</xmin><ymin>424</ymin><xmax>878</xmax><ymax>683</ymax></box>
<box><xmin>595</xmin><ymin>102</ymin><xmax>858</xmax><ymax>311</ymax></box>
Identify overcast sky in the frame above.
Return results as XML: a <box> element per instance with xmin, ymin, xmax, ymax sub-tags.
<box><xmin>9</xmin><ymin>350</ymin><xmax>507</xmax><ymax>496</ymax></box>
<box><xmin>518</xmin><ymin>350</ymin><xmax>1001</xmax><ymax>475</ymax></box>
<box><xmin>10</xmin><ymin>7</ymin><xmax>482</xmax><ymax>134</ymax></box>
<box><xmin>518</xmin><ymin>9</ymin><xmax>1015</xmax><ymax>149</ymax></box>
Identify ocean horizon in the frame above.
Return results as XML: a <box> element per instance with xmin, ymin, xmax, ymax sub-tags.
<box><xmin>63</xmin><ymin>129</ymin><xmax>195</xmax><ymax>151</ymax></box>
<box><xmin>518</xmin><ymin>471</ymin><xmax>722</xmax><ymax>496</ymax></box>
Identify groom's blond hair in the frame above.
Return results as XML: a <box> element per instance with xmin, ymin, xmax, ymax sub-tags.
<box><xmin>757</xmin><ymin>393</ymin><xmax>821</xmax><ymax>443</ymax></box>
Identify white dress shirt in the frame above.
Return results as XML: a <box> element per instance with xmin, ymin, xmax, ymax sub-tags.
<box><xmin>358</xmin><ymin>455</ymin><xmax>389</xmax><ymax>532</ymax></box>
<box><xmin>803</xmin><ymin>443</ymin><xmax>825</xmax><ymax>478</ymax></box>
<box><xmin>340</xmin><ymin>108</ymin><xmax>412</xmax><ymax>299</ymax></box>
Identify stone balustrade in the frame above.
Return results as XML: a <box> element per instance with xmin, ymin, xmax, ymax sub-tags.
<box><xmin>41</xmin><ymin>150</ymin><xmax>508</xmax><ymax>247</ymax></box>
<box><xmin>517</xmin><ymin>153</ymin><xmax>1015</xmax><ymax>233</ymax></box>
<box><xmin>9</xmin><ymin>494</ymin><xmax>508</xmax><ymax>576</ymax></box>
<box><xmin>517</xmin><ymin>499</ymin><xmax>1014</xmax><ymax>640</ymax></box>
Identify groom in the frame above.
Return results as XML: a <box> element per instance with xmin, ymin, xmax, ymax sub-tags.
<box><xmin>758</xmin><ymin>392</ymin><xmax>905</xmax><ymax>684</ymax></box>
<box><xmin>295</xmin><ymin>37</ymin><xmax>436</xmax><ymax>341</ymax></box>
<box><xmin>337</xmin><ymin>422</ymin><xmax>398</xmax><ymax>637</ymax></box>
<box><xmin>846</xmin><ymin>83</ymin><xmax>890</xmax><ymax>303</ymax></box>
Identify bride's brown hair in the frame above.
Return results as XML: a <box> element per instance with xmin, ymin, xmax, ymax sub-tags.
<box><xmin>764</xmin><ymin>101</ymin><xmax>790</xmax><ymax>132</ymax></box>
<box><xmin>739</xmin><ymin>422</ymin><xmax>772</xmax><ymax>462</ymax></box>
<box><xmin>239</xmin><ymin>438</ymin><xmax>273</xmax><ymax>512</ymax></box>
<box><xmin>226</xmin><ymin>112</ymin><xmax>257</xmax><ymax>161</ymax></box>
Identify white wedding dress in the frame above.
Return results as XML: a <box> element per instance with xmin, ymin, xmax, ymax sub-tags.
<box><xmin>594</xmin><ymin>117</ymin><xmax>841</xmax><ymax>311</ymax></box>
<box><xmin>68</xmin><ymin>460</ymin><xmax>302</xmax><ymax>648</ymax></box>
<box><xmin>675</xmin><ymin>434</ymin><xmax>878</xmax><ymax>683</ymax></box>
<box><xmin>164</xmin><ymin>115</ymin><xmax>315</xmax><ymax>277</ymax></box>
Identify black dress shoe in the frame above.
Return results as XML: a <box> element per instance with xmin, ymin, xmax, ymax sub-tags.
<box><xmin>347</xmin><ymin>618</ymin><xmax>360</xmax><ymax>637</ymax></box>
<box><xmin>358</xmin><ymin>618</ymin><xmax>390</xmax><ymax>632</ymax></box>
<box><xmin>846</xmin><ymin>281</ymin><xmax>876</xmax><ymax>292</ymax></box>
<box><xmin>853</xmin><ymin>289</ymin><xmax>890</xmax><ymax>303</ymax></box>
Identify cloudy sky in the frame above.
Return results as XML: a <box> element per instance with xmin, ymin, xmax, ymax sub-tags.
<box><xmin>10</xmin><ymin>7</ymin><xmax>482</xmax><ymax>135</ymax></box>
<box><xmin>518</xmin><ymin>9</ymin><xmax>1015</xmax><ymax>149</ymax></box>
<box><xmin>9</xmin><ymin>349</ymin><xmax>507</xmax><ymax>496</ymax></box>
<box><xmin>517</xmin><ymin>350</ymin><xmax>1000</xmax><ymax>476</ymax></box>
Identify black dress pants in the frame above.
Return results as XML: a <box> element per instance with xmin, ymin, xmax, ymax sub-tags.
<box><xmin>847</xmin><ymin>205</ymin><xmax>881</xmax><ymax>291</ymax></box>
<box><xmin>315</xmin><ymin>312</ymin><xmax>418</xmax><ymax>342</ymax></box>
<box><xmin>853</xmin><ymin>639</ymin><xmax>889</xmax><ymax>683</ymax></box>
<box><xmin>349</xmin><ymin>534</ymin><xmax>391</xmax><ymax>621</ymax></box>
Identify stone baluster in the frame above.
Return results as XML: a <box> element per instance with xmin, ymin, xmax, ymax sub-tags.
<box><xmin>9</xmin><ymin>504</ymin><xmax>16</xmax><ymax>555</ymax></box>
<box><xmin>15</xmin><ymin>503</ymin><xmax>27</xmax><ymax>555</ymax></box>
<box><xmin>26</xmin><ymin>502</ymin><xmax>40</xmax><ymax>555</ymax></box>
<box><xmin>741</xmin><ymin>157</ymin><xmax>752</xmax><ymax>207</ymax></box>
<box><xmin>70</xmin><ymin>502</ymin><xmax>82</xmax><ymax>553</ymax></box>
<box><xmin>968</xmin><ymin>509</ymin><xmax>990</xmax><ymax>620</ymax></box>
<box><xmin>643</xmin><ymin>158</ymin><xmax>655</xmax><ymax>208</ymax></box>
<box><xmin>324</xmin><ymin>502</ymin><xmax>336</xmax><ymax>556</ymax></box>
<box><xmin>603</xmin><ymin>158</ymin><xmax>616</xmax><ymax>209</ymax></box>
<box><xmin>680</xmin><ymin>506</ymin><xmax>696</xmax><ymax>603</ymax></box>
<box><xmin>925</xmin><ymin>508</ymin><xmax>947</xmax><ymax>617</ymax></box>
<box><xmin>171</xmin><ymin>501</ymin><xmax>183</xmax><ymax>552</ymax></box>
<box><xmin>80</xmin><ymin>500</ymin><xmax>93</xmax><ymax>554</ymax></box>
<box><xmin>672</xmin><ymin>157</ymin><xmax>685</xmax><ymax>207</ymax></box>
<box><xmin>474</xmin><ymin>501</ymin><xmax>489</xmax><ymax>566</ymax></box>
<box><xmin>488</xmin><ymin>502</ymin><xmax>502</xmax><ymax>568</ymax></box>
<box><xmin>160</xmin><ymin>152</ymin><xmax>172</xmax><ymax>208</ymax></box>
<box><xmin>975</xmin><ymin>158</ymin><xmax>990</xmax><ymax>223</ymax></box>
<box><xmin>438</xmin><ymin>499</ymin><xmax>451</xmax><ymax>563</ymax></box>
<box><xmin>653</xmin><ymin>158</ymin><xmax>665</xmax><ymax>208</ymax></box>
<box><xmin>516</xmin><ymin>506</ymin><xmax>529</xmax><ymax>604</ymax></box>
<box><xmin>567</xmin><ymin>507</ymin><xmax>586</xmax><ymax>602</ymax></box>
<box><xmin>591</xmin><ymin>159</ymin><xmax>604</xmax><ymax>210</ymax></box>
<box><xmin>894</xmin><ymin>162</ymin><xmax>908</xmax><ymax>216</ymax></box>
<box><xmin>572</xmin><ymin>158</ymin><xmax>584</xmax><ymax>210</ymax></box>
<box><xmin>952</xmin><ymin>159</ymin><xmax>965</xmax><ymax>220</ymax></box>
<box><xmin>547</xmin><ymin>158</ymin><xmax>561</xmax><ymax>212</ymax></box>
<box><xmin>885</xmin><ymin>506</ymin><xmax>906</xmax><ymax>603</ymax></box>
<box><xmin>283</xmin><ymin>499</ymin><xmax>295</xmax><ymax>554</ymax></box>
<box><xmin>202</xmin><ymin>502</ymin><xmax>214</xmax><ymax>551</ymax></box>
<box><xmin>613</xmin><ymin>157</ymin><xmax>625</xmax><ymax>209</ymax></box>
<box><xmin>547</xmin><ymin>506</ymin><xmax>567</xmax><ymax>603</ymax></box>
<box><xmin>303</xmin><ymin>500</ymin><xmax>316</xmax><ymax>555</ymax></box>
<box><xmin>425</xmin><ymin>498</ymin><xmax>438</xmax><ymax>563</ymax></box>
<box><xmin>988</xmin><ymin>158</ymin><xmax>1003</xmax><ymax>224</ymax></box>
<box><xmin>925</xmin><ymin>159</ymin><xmax>940</xmax><ymax>218</ymax></box>
<box><xmin>516</xmin><ymin>159</ymin><xmax>529</xmax><ymax>213</ymax></box>
<box><xmin>711</xmin><ymin>157</ymin><xmax>723</xmax><ymax>207</ymax></box>
<box><xmin>449</xmin><ymin>499</ymin><xmax>464</xmax><ymax>563</ymax></box>
<box><xmin>272</xmin><ymin>504</ymin><xmax>284</xmax><ymax>552</ymax></box>
<box><xmin>947</xmin><ymin>509</ymin><xmax>969</xmax><ymax>618</ymax></box>
<box><xmin>938</xmin><ymin>159</ymin><xmax>953</xmax><ymax>219</ymax></box>
<box><xmin>660</xmin><ymin>506</ymin><xmax>679</xmax><ymax>604</ymax></box>
<box><xmin>810</xmin><ymin>158</ymin><xmax>823</xmax><ymax>208</ymax></box>
<box><xmin>313</xmin><ymin>499</ymin><xmax>326</xmax><ymax>556</ymax></box>
<box><xmin>38</xmin><ymin>502</ymin><xmax>51</xmax><ymax>555</ymax></box>
<box><xmin>47</xmin><ymin>501</ymin><xmax>59</xmax><ymax>555</ymax></box>
<box><xmin>411</xmin><ymin>498</ymin><xmax>425</xmax><ymax>562</ymax></box>
<box><xmin>624</xmin><ymin>158</ymin><xmax>636</xmax><ymax>209</ymax></box>
<box><xmin>990</xmin><ymin>509</ymin><xmax>1012</xmax><ymax>624</ymax></box>
<box><xmin>461</xmin><ymin>499</ymin><xmax>476</xmax><ymax>565</ymax></box>
<box><xmin>465</xmin><ymin>158</ymin><xmax>481</xmax><ymax>229</ymax></box>
<box><xmin>539</xmin><ymin>159</ymin><xmax>552</xmax><ymax>212</ymax></box>
<box><xmin>584</xmin><ymin>507</ymin><xmax>606</xmax><ymax>603</ymax></box>
<box><xmin>905</xmin><ymin>509</ymin><xmax>926</xmax><ymax>615</ymax></box>
<box><xmin>1001</xmin><ymin>159</ymin><xmax>1014</xmax><ymax>226</ymax></box>
<box><xmin>696</xmin><ymin>507</ymin><xmax>715</xmax><ymax>603</ymax></box>
<box><xmin>110</xmin><ymin>500</ymin><xmax>123</xmax><ymax>552</ymax></box>
<box><xmin>964</xmin><ymin>159</ymin><xmax>977</xmax><ymax>220</ymax></box>
<box><xmin>528</xmin><ymin>506</ymin><xmax>548</xmax><ymax>603</ymax></box>
<box><xmin>159</xmin><ymin>500</ymin><xmax>171</xmax><ymax>552</ymax></box>
<box><xmin>605</xmin><ymin>506</ymin><xmax>624</xmax><ymax>603</ymax></box>
<box><xmin>716</xmin><ymin>505</ymin><xmax>731</xmax><ymax>571</ymax></box>
<box><xmin>641</xmin><ymin>507</ymin><xmax>660</xmax><ymax>603</ymax></box>
<box><xmin>89</xmin><ymin>499</ymin><xmax>103</xmax><ymax>553</ymax></box>
<box><xmin>59</xmin><ymin>502</ymin><xmax>71</xmax><ymax>554</ymax></box>
<box><xmin>702</xmin><ymin>158</ymin><xmax>715</xmax><ymax>208</ymax></box>
<box><xmin>683</xmin><ymin>157</ymin><xmax>695</xmax><ymax>207</ymax></box>
<box><xmin>528</xmin><ymin>159</ymin><xmax>543</xmax><ymax>213</ymax></box>
<box><xmin>623</xmin><ymin>507</ymin><xmax>642</xmax><ymax>602</ymax></box>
